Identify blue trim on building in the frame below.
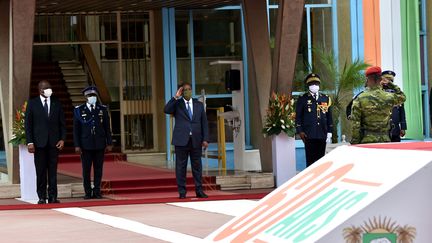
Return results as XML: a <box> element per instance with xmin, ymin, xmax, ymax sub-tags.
<box><xmin>420</xmin><ymin>0</ymin><xmax>430</xmax><ymax>138</ymax></box>
<box><xmin>306</xmin><ymin>6</ymin><xmax>312</xmax><ymax>70</ymax></box>
<box><xmin>351</xmin><ymin>0</ymin><xmax>364</xmax><ymax>61</ymax></box>
<box><xmin>240</xmin><ymin>6</ymin><xmax>251</xmax><ymax>146</ymax></box>
<box><xmin>162</xmin><ymin>8</ymin><xmax>172</xmax><ymax>161</ymax></box>
<box><xmin>169</xmin><ymin>8</ymin><xmax>178</xmax><ymax>96</ymax></box>
<box><xmin>189</xmin><ymin>10</ymin><xmax>197</xmax><ymax>96</ymax></box>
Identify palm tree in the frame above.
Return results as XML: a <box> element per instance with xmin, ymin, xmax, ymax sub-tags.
<box><xmin>396</xmin><ymin>225</ymin><xmax>416</xmax><ymax>243</ymax></box>
<box><xmin>310</xmin><ymin>47</ymin><xmax>369</xmax><ymax>142</ymax></box>
<box><xmin>343</xmin><ymin>226</ymin><xmax>363</xmax><ymax>243</ymax></box>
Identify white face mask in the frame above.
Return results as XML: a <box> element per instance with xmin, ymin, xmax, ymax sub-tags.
<box><xmin>43</xmin><ymin>88</ymin><xmax>53</xmax><ymax>97</ymax></box>
<box><xmin>87</xmin><ymin>96</ymin><xmax>97</xmax><ymax>105</ymax></box>
<box><xmin>308</xmin><ymin>84</ymin><xmax>320</xmax><ymax>94</ymax></box>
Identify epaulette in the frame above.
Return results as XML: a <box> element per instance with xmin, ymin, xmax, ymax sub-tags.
<box><xmin>75</xmin><ymin>103</ymin><xmax>86</xmax><ymax>109</ymax></box>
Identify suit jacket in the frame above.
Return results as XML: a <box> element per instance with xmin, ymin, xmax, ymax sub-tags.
<box><xmin>73</xmin><ymin>103</ymin><xmax>112</xmax><ymax>150</ymax></box>
<box><xmin>164</xmin><ymin>97</ymin><xmax>209</xmax><ymax>148</ymax></box>
<box><xmin>25</xmin><ymin>96</ymin><xmax>66</xmax><ymax>148</ymax></box>
<box><xmin>295</xmin><ymin>92</ymin><xmax>333</xmax><ymax>140</ymax></box>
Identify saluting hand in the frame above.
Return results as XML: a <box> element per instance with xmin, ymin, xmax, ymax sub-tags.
<box><xmin>175</xmin><ymin>87</ymin><xmax>183</xmax><ymax>99</ymax></box>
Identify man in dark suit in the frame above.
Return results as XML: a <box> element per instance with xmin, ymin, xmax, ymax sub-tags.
<box><xmin>295</xmin><ymin>73</ymin><xmax>333</xmax><ymax>167</ymax></box>
<box><xmin>164</xmin><ymin>83</ymin><xmax>209</xmax><ymax>199</ymax></box>
<box><xmin>25</xmin><ymin>80</ymin><xmax>66</xmax><ymax>204</ymax></box>
<box><xmin>73</xmin><ymin>86</ymin><xmax>112</xmax><ymax>199</ymax></box>
<box><xmin>382</xmin><ymin>70</ymin><xmax>407</xmax><ymax>142</ymax></box>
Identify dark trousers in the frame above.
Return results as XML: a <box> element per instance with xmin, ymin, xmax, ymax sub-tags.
<box><xmin>305</xmin><ymin>139</ymin><xmax>327</xmax><ymax>167</ymax></box>
<box><xmin>390</xmin><ymin>135</ymin><xmax>401</xmax><ymax>142</ymax></box>
<box><xmin>81</xmin><ymin>149</ymin><xmax>105</xmax><ymax>195</ymax></box>
<box><xmin>34</xmin><ymin>146</ymin><xmax>58</xmax><ymax>200</ymax></box>
<box><xmin>174</xmin><ymin>137</ymin><xmax>203</xmax><ymax>195</ymax></box>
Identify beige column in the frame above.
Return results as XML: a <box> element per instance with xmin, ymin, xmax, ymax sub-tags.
<box><xmin>9</xmin><ymin>0</ymin><xmax>36</xmax><ymax>183</ymax></box>
<box><xmin>0</xmin><ymin>0</ymin><xmax>12</xmax><ymax>180</ymax></box>
<box><xmin>242</xmin><ymin>0</ymin><xmax>273</xmax><ymax>172</ymax></box>
<box><xmin>271</xmin><ymin>0</ymin><xmax>304</xmax><ymax>94</ymax></box>
<box><xmin>150</xmin><ymin>10</ymin><xmax>166</xmax><ymax>152</ymax></box>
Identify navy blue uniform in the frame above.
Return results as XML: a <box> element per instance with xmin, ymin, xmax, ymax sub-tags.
<box><xmin>295</xmin><ymin>92</ymin><xmax>333</xmax><ymax>166</ymax></box>
<box><xmin>73</xmin><ymin>103</ymin><xmax>112</xmax><ymax>197</ymax></box>
<box><xmin>385</xmin><ymin>88</ymin><xmax>407</xmax><ymax>142</ymax></box>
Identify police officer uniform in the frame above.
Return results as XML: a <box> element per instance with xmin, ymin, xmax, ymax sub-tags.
<box><xmin>73</xmin><ymin>86</ymin><xmax>112</xmax><ymax>199</ymax></box>
<box><xmin>382</xmin><ymin>70</ymin><xmax>407</xmax><ymax>142</ymax></box>
<box><xmin>295</xmin><ymin>73</ymin><xmax>333</xmax><ymax>167</ymax></box>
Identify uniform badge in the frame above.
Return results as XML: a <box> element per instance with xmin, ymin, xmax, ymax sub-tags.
<box><xmin>308</xmin><ymin>107</ymin><xmax>311</xmax><ymax>112</ymax></box>
<box><xmin>307</xmin><ymin>100</ymin><xmax>312</xmax><ymax>105</ymax></box>
<box><xmin>318</xmin><ymin>102</ymin><xmax>329</xmax><ymax>113</ymax></box>
<box><xmin>81</xmin><ymin>114</ymin><xmax>87</xmax><ymax>117</ymax></box>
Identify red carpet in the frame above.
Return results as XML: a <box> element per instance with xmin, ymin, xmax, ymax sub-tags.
<box><xmin>355</xmin><ymin>141</ymin><xmax>432</xmax><ymax>151</ymax></box>
<box><xmin>0</xmin><ymin>192</ymin><xmax>269</xmax><ymax>211</ymax></box>
<box><xmin>58</xmin><ymin>153</ymin><xmax>220</xmax><ymax>199</ymax></box>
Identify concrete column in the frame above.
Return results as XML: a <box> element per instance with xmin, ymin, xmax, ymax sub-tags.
<box><xmin>242</xmin><ymin>0</ymin><xmax>273</xmax><ymax>172</ymax></box>
<box><xmin>271</xmin><ymin>0</ymin><xmax>304</xmax><ymax>94</ymax></box>
<box><xmin>0</xmin><ymin>0</ymin><xmax>12</xmax><ymax>181</ymax></box>
<box><xmin>9</xmin><ymin>0</ymin><xmax>36</xmax><ymax>183</ymax></box>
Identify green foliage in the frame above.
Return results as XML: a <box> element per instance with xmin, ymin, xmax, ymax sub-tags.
<box><xmin>9</xmin><ymin>102</ymin><xmax>27</xmax><ymax>146</ymax></box>
<box><xmin>263</xmin><ymin>92</ymin><xmax>296</xmax><ymax>137</ymax></box>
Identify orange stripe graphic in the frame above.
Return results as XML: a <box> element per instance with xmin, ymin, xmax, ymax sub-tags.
<box><xmin>363</xmin><ymin>0</ymin><xmax>381</xmax><ymax>66</ymax></box>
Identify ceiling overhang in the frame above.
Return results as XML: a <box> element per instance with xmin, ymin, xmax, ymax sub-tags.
<box><xmin>36</xmin><ymin>0</ymin><xmax>241</xmax><ymax>14</ymax></box>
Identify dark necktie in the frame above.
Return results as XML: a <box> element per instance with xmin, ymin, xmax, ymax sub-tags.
<box><xmin>186</xmin><ymin>102</ymin><xmax>192</xmax><ymax>120</ymax></box>
<box><xmin>90</xmin><ymin>104</ymin><xmax>94</xmax><ymax>112</ymax></box>
<box><xmin>44</xmin><ymin>99</ymin><xmax>49</xmax><ymax>116</ymax></box>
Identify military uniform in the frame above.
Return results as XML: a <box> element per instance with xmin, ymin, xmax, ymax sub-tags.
<box><xmin>295</xmin><ymin>73</ymin><xmax>333</xmax><ymax>167</ymax></box>
<box><xmin>350</xmin><ymin>71</ymin><xmax>406</xmax><ymax>144</ymax></box>
<box><xmin>73</xmin><ymin>87</ymin><xmax>112</xmax><ymax>199</ymax></box>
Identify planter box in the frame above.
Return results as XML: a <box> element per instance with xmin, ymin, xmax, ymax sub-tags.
<box><xmin>18</xmin><ymin>145</ymin><xmax>38</xmax><ymax>200</ymax></box>
<box><xmin>272</xmin><ymin>133</ymin><xmax>296</xmax><ymax>187</ymax></box>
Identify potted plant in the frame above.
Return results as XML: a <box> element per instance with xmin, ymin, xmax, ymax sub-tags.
<box><xmin>9</xmin><ymin>102</ymin><xmax>38</xmax><ymax>200</ymax></box>
<box><xmin>263</xmin><ymin>92</ymin><xmax>296</xmax><ymax>186</ymax></box>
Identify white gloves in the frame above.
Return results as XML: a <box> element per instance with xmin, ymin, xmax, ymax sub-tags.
<box><xmin>326</xmin><ymin>133</ymin><xmax>332</xmax><ymax>143</ymax></box>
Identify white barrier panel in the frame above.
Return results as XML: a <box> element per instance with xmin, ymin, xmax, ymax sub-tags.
<box><xmin>207</xmin><ymin>145</ymin><xmax>432</xmax><ymax>242</ymax></box>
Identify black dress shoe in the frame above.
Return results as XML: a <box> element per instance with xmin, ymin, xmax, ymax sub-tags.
<box><xmin>48</xmin><ymin>198</ymin><xmax>60</xmax><ymax>204</ymax></box>
<box><xmin>196</xmin><ymin>191</ymin><xmax>208</xmax><ymax>198</ymax></box>
<box><xmin>93</xmin><ymin>194</ymin><xmax>103</xmax><ymax>199</ymax></box>
<box><xmin>84</xmin><ymin>194</ymin><xmax>92</xmax><ymax>200</ymax></box>
<box><xmin>37</xmin><ymin>199</ymin><xmax>46</xmax><ymax>204</ymax></box>
<box><xmin>179</xmin><ymin>193</ymin><xmax>186</xmax><ymax>199</ymax></box>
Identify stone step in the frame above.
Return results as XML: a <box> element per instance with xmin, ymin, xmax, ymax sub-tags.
<box><xmin>220</xmin><ymin>183</ymin><xmax>252</xmax><ymax>191</ymax></box>
<box><xmin>66</xmin><ymin>82</ymin><xmax>88</xmax><ymax>89</ymax></box>
<box><xmin>62</xmin><ymin>70</ymin><xmax>87</xmax><ymax>76</ymax></box>
<box><xmin>63</xmin><ymin>74</ymin><xmax>87</xmax><ymax>82</ymax></box>
<box><xmin>60</xmin><ymin>66</ymin><xmax>85</xmax><ymax>70</ymax></box>
<box><xmin>216</xmin><ymin>175</ymin><xmax>249</xmax><ymax>185</ymax></box>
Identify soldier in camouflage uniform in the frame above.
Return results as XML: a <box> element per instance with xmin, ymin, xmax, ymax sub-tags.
<box><xmin>350</xmin><ymin>66</ymin><xmax>406</xmax><ymax>144</ymax></box>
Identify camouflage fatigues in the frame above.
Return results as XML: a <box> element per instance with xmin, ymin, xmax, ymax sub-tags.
<box><xmin>350</xmin><ymin>82</ymin><xmax>406</xmax><ymax>144</ymax></box>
